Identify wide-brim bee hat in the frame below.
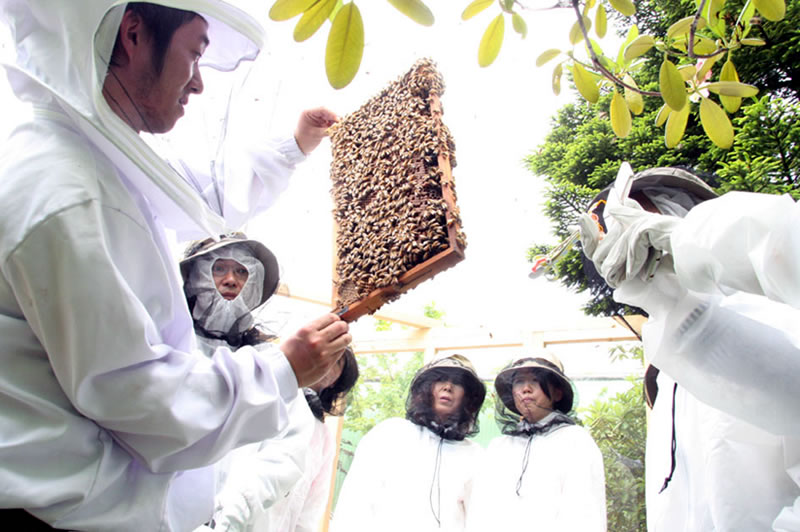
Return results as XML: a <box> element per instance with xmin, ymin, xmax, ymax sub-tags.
<box><xmin>588</xmin><ymin>166</ymin><xmax>718</xmax><ymax>232</ymax></box>
<box><xmin>495</xmin><ymin>353</ymin><xmax>574</xmax><ymax>415</ymax></box>
<box><xmin>409</xmin><ymin>354</ymin><xmax>486</xmax><ymax>407</ymax></box>
<box><xmin>180</xmin><ymin>232</ymin><xmax>279</xmax><ymax>307</ymax></box>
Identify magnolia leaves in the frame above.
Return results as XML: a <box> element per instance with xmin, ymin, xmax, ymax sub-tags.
<box><xmin>462</xmin><ymin>0</ymin><xmax>528</xmax><ymax>68</ymax></box>
<box><xmin>269</xmin><ymin>0</ymin><xmax>436</xmax><ymax>89</ymax></box>
<box><xmin>532</xmin><ymin>0</ymin><xmax>781</xmax><ymax>150</ymax></box>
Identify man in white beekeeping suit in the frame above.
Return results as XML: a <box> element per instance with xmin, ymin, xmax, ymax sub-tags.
<box><xmin>580</xmin><ymin>164</ymin><xmax>800</xmax><ymax>530</ymax></box>
<box><xmin>0</xmin><ymin>2</ymin><xmax>351</xmax><ymax>530</ymax></box>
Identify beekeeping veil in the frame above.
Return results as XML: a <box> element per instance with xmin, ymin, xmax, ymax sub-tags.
<box><xmin>405</xmin><ymin>354</ymin><xmax>486</xmax><ymax>441</ymax></box>
<box><xmin>181</xmin><ymin>233</ymin><xmax>279</xmax><ymax>344</ymax></box>
<box><xmin>0</xmin><ymin>0</ymin><xmax>264</xmax><ymax>237</ymax></box>
<box><xmin>494</xmin><ymin>354</ymin><xmax>577</xmax><ymax>437</ymax></box>
<box><xmin>580</xmin><ymin>166</ymin><xmax>718</xmax><ymax>319</ymax></box>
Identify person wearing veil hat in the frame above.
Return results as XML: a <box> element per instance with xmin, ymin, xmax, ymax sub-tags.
<box><xmin>467</xmin><ymin>354</ymin><xmax>606</xmax><ymax>532</ymax></box>
<box><xmin>179</xmin><ymin>233</ymin><xmax>360</xmax><ymax>531</ymax></box>
<box><xmin>330</xmin><ymin>354</ymin><xmax>486</xmax><ymax>532</ymax></box>
<box><xmin>0</xmin><ymin>2</ymin><xmax>350</xmax><ymax>530</ymax></box>
<box><xmin>579</xmin><ymin>165</ymin><xmax>800</xmax><ymax>530</ymax></box>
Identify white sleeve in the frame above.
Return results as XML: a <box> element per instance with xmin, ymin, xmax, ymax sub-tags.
<box><xmin>645</xmin><ymin>290</ymin><xmax>800</xmax><ymax>436</ymax></box>
<box><xmin>671</xmin><ymin>191</ymin><xmax>800</xmax><ymax>303</ymax></box>
<box><xmin>211</xmin><ymin>398</ymin><xmax>316</xmax><ymax>531</ymax></box>
<box><xmin>773</xmin><ymin>437</ymin><xmax>800</xmax><ymax>531</ymax></box>
<box><xmin>3</xmin><ymin>202</ymin><xmax>299</xmax><ymax>473</ymax></box>
<box><xmin>645</xmin><ymin>192</ymin><xmax>800</xmax><ymax>436</ymax></box>
<box><xmin>176</xmin><ymin>135</ymin><xmax>306</xmax><ymax>237</ymax></box>
<box><xmin>294</xmin><ymin>422</ymin><xmax>337</xmax><ymax>532</ymax></box>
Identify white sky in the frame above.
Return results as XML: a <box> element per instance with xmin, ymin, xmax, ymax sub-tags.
<box><xmin>240</xmin><ymin>2</ymin><xmax>600</xmax><ymax>334</ymax></box>
<box><xmin>0</xmin><ymin>2</ymin><xmax>624</xmax><ymax>335</ymax></box>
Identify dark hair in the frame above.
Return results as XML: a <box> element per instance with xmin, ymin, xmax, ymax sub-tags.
<box><xmin>111</xmin><ymin>3</ymin><xmax>200</xmax><ymax>74</ymax></box>
<box><xmin>306</xmin><ymin>347</ymin><xmax>360</xmax><ymax>421</ymax></box>
<box><xmin>405</xmin><ymin>367</ymin><xmax>486</xmax><ymax>441</ymax></box>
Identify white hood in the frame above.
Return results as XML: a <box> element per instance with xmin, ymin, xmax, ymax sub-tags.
<box><xmin>0</xmin><ymin>0</ymin><xmax>265</xmax><ymax>236</ymax></box>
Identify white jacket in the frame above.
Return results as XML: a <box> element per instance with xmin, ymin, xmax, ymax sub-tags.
<box><xmin>330</xmin><ymin>418</ymin><xmax>483</xmax><ymax>532</ymax></box>
<box><xmin>614</xmin><ymin>191</ymin><xmax>800</xmax><ymax>529</ymax></box>
<box><xmin>206</xmin><ymin>396</ymin><xmax>325</xmax><ymax>532</ymax></box>
<box><xmin>466</xmin><ymin>422</ymin><xmax>606</xmax><ymax>531</ymax></box>
<box><xmin>646</xmin><ymin>372</ymin><xmax>798</xmax><ymax>531</ymax></box>
<box><xmin>0</xmin><ymin>2</ymin><xmax>309</xmax><ymax>530</ymax></box>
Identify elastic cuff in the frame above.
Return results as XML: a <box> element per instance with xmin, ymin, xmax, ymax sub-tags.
<box><xmin>270</xmin><ymin>350</ymin><xmax>300</xmax><ymax>403</ymax></box>
<box><xmin>277</xmin><ymin>136</ymin><xmax>306</xmax><ymax>165</ymax></box>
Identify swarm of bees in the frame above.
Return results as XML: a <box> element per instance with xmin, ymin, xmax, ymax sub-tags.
<box><xmin>329</xmin><ymin>58</ymin><xmax>467</xmax><ymax>314</ymax></box>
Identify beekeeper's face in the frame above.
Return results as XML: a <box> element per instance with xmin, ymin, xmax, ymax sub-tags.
<box><xmin>431</xmin><ymin>379</ymin><xmax>465</xmax><ymax>421</ymax></box>
<box><xmin>212</xmin><ymin>259</ymin><xmax>249</xmax><ymax>300</ymax></box>
<box><xmin>124</xmin><ymin>15</ymin><xmax>208</xmax><ymax>133</ymax></box>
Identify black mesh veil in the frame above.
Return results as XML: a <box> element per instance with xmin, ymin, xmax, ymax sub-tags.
<box><xmin>494</xmin><ymin>357</ymin><xmax>578</xmax><ymax>437</ymax></box>
<box><xmin>406</xmin><ymin>360</ymin><xmax>486</xmax><ymax>441</ymax></box>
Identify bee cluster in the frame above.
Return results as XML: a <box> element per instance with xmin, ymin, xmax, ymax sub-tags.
<box><xmin>329</xmin><ymin>58</ymin><xmax>466</xmax><ymax>312</ymax></box>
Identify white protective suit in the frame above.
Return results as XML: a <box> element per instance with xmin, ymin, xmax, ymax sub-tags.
<box><xmin>258</xmin><ymin>414</ymin><xmax>336</xmax><ymax>532</ymax></box>
<box><xmin>608</xmin><ymin>191</ymin><xmax>800</xmax><ymax>528</ymax></box>
<box><xmin>646</xmin><ymin>372</ymin><xmax>798</xmax><ymax>531</ymax></box>
<box><xmin>0</xmin><ymin>2</ymin><xmax>311</xmax><ymax>530</ymax></box>
<box><xmin>202</xmin><ymin>395</ymin><xmax>325</xmax><ymax>532</ymax></box>
<box><xmin>330</xmin><ymin>417</ymin><xmax>483</xmax><ymax>532</ymax></box>
<box><xmin>466</xmin><ymin>416</ymin><xmax>606</xmax><ymax>532</ymax></box>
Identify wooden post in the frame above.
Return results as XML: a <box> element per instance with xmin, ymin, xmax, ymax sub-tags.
<box><xmin>319</xmin><ymin>414</ymin><xmax>345</xmax><ymax>532</ymax></box>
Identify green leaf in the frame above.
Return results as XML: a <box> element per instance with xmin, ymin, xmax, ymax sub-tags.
<box><xmin>572</xmin><ymin>63</ymin><xmax>599</xmax><ymax>103</ymax></box>
<box><xmin>478</xmin><ymin>14</ymin><xmax>505</xmax><ymax>67</ymax></box>
<box><xmin>610</xmin><ymin>90</ymin><xmax>632</xmax><ymax>138</ymax></box>
<box><xmin>617</xmin><ymin>25</ymin><xmax>639</xmax><ymax>64</ymax></box>
<box><xmin>660</xmin><ymin>59</ymin><xmax>687</xmax><ymax>111</ymax></box>
<box><xmin>623</xmin><ymin>74</ymin><xmax>644</xmax><ymax>115</ymax></box>
<box><xmin>461</xmin><ymin>0</ymin><xmax>493</xmax><ymax>20</ymax></box>
<box><xmin>552</xmin><ymin>63</ymin><xmax>563</xmax><ymax>95</ymax></box>
<box><xmin>753</xmin><ymin>0</ymin><xmax>785</xmax><ymax>21</ymax></box>
<box><xmin>665</xmin><ymin>102</ymin><xmax>690</xmax><ymax>148</ymax></box>
<box><xmin>387</xmin><ymin>0</ymin><xmax>434</xmax><ymax>26</ymax></box>
<box><xmin>678</xmin><ymin>64</ymin><xmax>696</xmax><ymax>81</ymax></box>
<box><xmin>654</xmin><ymin>103</ymin><xmax>670</xmax><ymax>127</ymax></box>
<box><xmin>270</xmin><ymin>0</ymin><xmax>318</xmax><ymax>21</ymax></box>
<box><xmin>699</xmin><ymin>97</ymin><xmax>734</xmax><ymax>148</ymax></box>
<box><xmin>693</xmin><ymin>36</ymin><xmax>717</xmax><ymax>55</ymax></box>
<box><xmin>536</xmin><ymin>48</ymin><xmax>561</xmax><ymax>67</ymax></box>
<box><xmin>294</xmin><ymin>0</ymin><xmax>338</xmax><ymax>41</ymax></box>
<box><xmin>705</xmin><ymin>80</ymin><xmax>759</xmax><ymax>97</ymax></box>
<box><xmin>512</xmin><ymin>13</ymin><xmax>528</xmax><ymax>38</ymax></box>
<box><xmin>608</xmin><ymin>0</ymin><xmax>636</xmax><ymax>16</ymax></box>
<box><xmin>569</xmin><ymin>16</ymin><xmax>591</xmax><ymax>45</ymax></box>
<box><xmin>595</xmin><ymin>4</ymin><xmax>607</xmax><ymax>38</ymax></box>
<box><xmin>718</xmin><ymin>60</ymin><xmax>741</xmax><ymax>113</ymax></box>
<box><xmin>624</xmin><ymin>35</ymin><xmax>655</xmax><ymax>61</ymax></box>
<box><xmin>740</xmin><ymin>38</ymin><xmax>766</xmax><ymax>46</ymax></box>
<box><xmin>704</xmin><ymin>0</ymin><xmax>724</xmax><ymax>27</ymax></box>
<box><xmin>325</xmin><ymin>3</ymin><xmax>364</xmax><ymax>89</ymax></box>
<box><xmin>666</xmin><ymin>16</ymin><xmax>706</xmax><ymax>39</ymax></box>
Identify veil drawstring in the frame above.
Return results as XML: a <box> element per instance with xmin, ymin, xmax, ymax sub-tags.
<box><xmin>429</xmin><ymin>436</ymin><xmax>444</xmax><ymax>527</ymax></box>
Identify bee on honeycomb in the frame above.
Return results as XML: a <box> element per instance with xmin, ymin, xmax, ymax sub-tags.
<box><xmin>329</xmin><ymin>58</ymin><xmax>467</xmax><ymax>316</ymax></box>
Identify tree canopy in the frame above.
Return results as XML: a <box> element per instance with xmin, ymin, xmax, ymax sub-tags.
<box><xmin>525</xmin><ymin>0</ymin><xmax>800</xmax><ymax>316</ymax></box>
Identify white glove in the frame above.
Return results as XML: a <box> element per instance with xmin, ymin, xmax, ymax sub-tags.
<box><xmin>613</xmin><ymin>255</ymin><xmax>686</xmax><ymax>316</ymax></box>
<box><xmin>588</xmin><ymin>200</ymin><xmax>680</xmax><ymax>288</ymax></box>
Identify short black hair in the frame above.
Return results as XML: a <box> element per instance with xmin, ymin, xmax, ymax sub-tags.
<box><xmin>111</xmin><ymin>3</ymin><xmax>200</xmax><ymax>74</ymax></box>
